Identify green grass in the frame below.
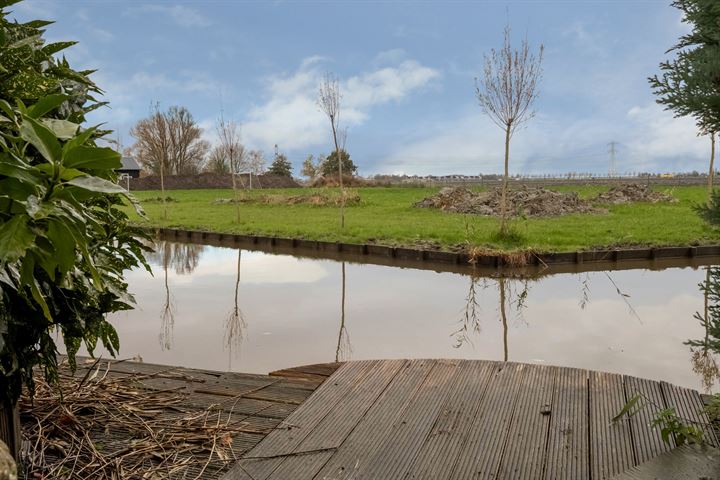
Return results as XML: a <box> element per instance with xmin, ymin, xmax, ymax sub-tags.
<box><xmin>125</xmin><ymin>185</ymin><xmax>719</xmax><ymax>253</ymax></box>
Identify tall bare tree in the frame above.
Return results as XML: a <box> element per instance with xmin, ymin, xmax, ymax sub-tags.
<box><xmin>476</xmin><ymin>27</ymin><xmax>544</xmax><ymax>235</ymax></box>
<box><xmin>204</xmin><ymin>145</ymin><xmax>231</xmax><ymax>174</ymax></box>
<box><xmin>217</xmin><ymin>116</ymin><xmax>245</xmax><ymax>223</ymax></box>
<box><xmin>246</xmin><ymin>150</ymin><xmax>266</xmax><ymax>189</ymax></box>
<box><xmin>318</xmin><ymin>73</ymin><xmax>346</xmax><ymax>228</ymax></box>
<box><xmin>130</xmin><ymin>106</ymin><xmax>209</xmax><ymax>175</ymax></box>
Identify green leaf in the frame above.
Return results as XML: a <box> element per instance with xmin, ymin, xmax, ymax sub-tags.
<box><xmin>47</xmin><ymin>219</ymin><xmax>75</xmax><ymax>275</ymax></box>
<box><xmin>65</xmin><ymin>174</ymin><xmax>126</xmax><ymax>194</ymax></box>
<box><xmin>0</xmin><ymin>157</ymin><xmax>40</xmax><ymax>184</ymax></box>
<box><xmin>42</xmin><ymin>41</ymin><xmax>76</xmax><ymax>56</ymax></box>
<box><xmin>20</xmin><ymin>256</ymin><xmax>51</xmax><ymax>321</ymax></box>
<box><xmin>20</xmin><ymin>116</ymin><xmax>62</xmax><ymax>163</ymax></box>
<box><xmin>612</xmin><ymin>394</ymin><xmax>643</xmax><ymax>423</ymax></box>
<box><xmin>41</xmin><ymin>119</ymin><xmax>79</xmax><ymax>140</ymax></box>
<box><xmin>63</xmin><ymin>146</ymin><xmax>120</xmax><ymax>169</ymax></box>
<box><xmin>62</xmin><ymin>125</ymin><xmax>97</xmax><ymax>153</ymax></box>
<box><xmin>0</xmin><ymin>215</ymin><xmax>35</xmax><ymax>262</ymax></box>
<box><xmin>27</xmin><ymin>94</ymin><xmax>68</xmax><ymax>119</ymax></box>
<box><xmin>22</xmin><ymin>20</ymin><xmax>54</xmax><ymax>29</ymax></box>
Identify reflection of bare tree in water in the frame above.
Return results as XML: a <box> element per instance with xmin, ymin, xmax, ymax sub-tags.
<box><xmin>688</xmin><ymin>267</ymin><xmax>720</xmax><ymax>392</ymax></box>
<box><xmin>152</xmin><ymin>241</ymin><xmax>204</xmax><ymax>350</ymax></box>
<box><xmin>225</xmin><ymin>249</ymin><xmax>247</xmax><ymax>370</ymax></box>
<box><xmin>453</xmin><ymin>274</ymin><xmax>531</xmax><ymax>363</ymax></box>
<box><xmin>335</xmin><ymin>262</ymin><xmax>352</xmax><ymax>362</ymax></box>
<box><xmin>159</xmin><ymin>247</ymin><xmax>175</xmax><ymax>351</ymax></box>
<box><xmin>148</xmin><ymin>241</ymin><xmax>204</xmax><ymax>275</ymax></box>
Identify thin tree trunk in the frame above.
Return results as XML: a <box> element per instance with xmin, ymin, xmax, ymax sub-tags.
<box><xmin>160</xmin><ymin>161</ymin><xmax>167</xmax><ymax>220</ymax></box>
<box><xmin>708</xmin><ymin>132</ymin><xmax>716</xmax><ymax>205</ymax></box>
<box><xmin>231</xmin><ymin>173</ymin><xmax>239</xmax><ymax>223</ymax></box>
<box><xmin>331</xmin><ymin>122</ymin><xmax>344</xmax><ymax>228</ymax></box>
<box><xmin>500</xmin><ymin>123</ymin><xmax>511</xmax><ymax>235</ymax></box>
<box><xmin>499</xmin><ymin>278</ymin><xmax>508</xmax><ymax>362</ymax></box>
<box><xmin>335</xmin><ymin>261</ymin><xmax>346</xmax><ymax>362</ymax></box>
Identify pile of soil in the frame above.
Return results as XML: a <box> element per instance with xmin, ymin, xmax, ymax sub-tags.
<box><xmin>414</xmin><ymin>186</ymin><xmax>602</xmax><ymax>217</ymax></box>
<box><xmin>215</xmin><ymin>190</ymin><xmax>360</xmax><ymax>207</ymax></box>
<box><xmin>309</xmin><ymin>175</ymin><xmax>370</xmax><ymax>188</ymax></box>
<box><xmin>594</xmin><ymin>184</ymin><xmax>677</xmax><ymax>204</ymax></box>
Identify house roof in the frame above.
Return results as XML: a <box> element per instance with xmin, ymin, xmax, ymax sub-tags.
<box><xmin>120</xmin><ymin>156</ymin><xmax>140</xmax><ymax>171</ymax></box>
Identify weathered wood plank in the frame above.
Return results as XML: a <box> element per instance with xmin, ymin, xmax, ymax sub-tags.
<box><xmin>351</xmin><ymin>359</ymin><xmax>461</xmax><ymax>480</ymax></box>
<box><xmin>404</xmin><ymin>360</ymin><xmax>496</xmax><ymax>480</ymax></box>
<box><xmin>497</xmin><ymin>364</ymin><xmax>556</xmax><ymax>479</ymax></box>
<box><xmin>266</xmin><ymin>451</ymin><xmax>334</xmax><ymax>480</ymax></box>
<box><xmin>624</xmin><ymin>376</ymin><xmax>674</xmax><ymax>464</ymax></box>
<box><xmin>448</xmin><ymin>362</ymin><xmax>526</xmax><ymax>480</ymax></box>
<box><xmin>544</xmin><ymin>367</ymin><xmax>589</xmax><ymax>480</ymax></box>
<box><xmin>244</xmin><ymin>361</ymin><xmax>377</xmax><ymax>460</ymax></box>
<box><xmin>294</xmin><ymin>359</ymin><xmax>405</xmax><ymax>453</ymax></box>
<box><xmin>661</xmin><ymin>381</ymin><xmax>719</xmax><ymax>447</ymax></box>
<box><xmin>314</xmin><ymin>359</ymin><xmax>436</xmax><ymax>480</ymax></box>
<box><xmin>590</xmin><ymin>371</ymin><xmax>635</xmax><ymax>480</ymax></box>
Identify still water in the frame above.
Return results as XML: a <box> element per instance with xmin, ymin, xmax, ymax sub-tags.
<box><xmin>85</xmin><ymin>240</ymin><xmax>720</xmax><ymax>394</ymax></box>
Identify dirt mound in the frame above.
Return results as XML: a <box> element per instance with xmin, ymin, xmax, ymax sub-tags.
<box><xmin>215</xmin><ymin>190</ymin><xmax>360</xmax><ymax>207</ymax></box>
<box><xmin>414</xmin><ymin>186</ymin><xmax>602</xmax><ymax>217</ymax></box>
<box><xmin>594</xmin><ymin>184</ymin><xmax>677</xmax><ymax>204</ymax></box>
<box><xmin>309</xmin><ymin>175</ymin><xmax>370</xmax><ymax>188</ymax></box>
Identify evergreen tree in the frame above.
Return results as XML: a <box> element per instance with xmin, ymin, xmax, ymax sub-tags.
<box><xmin>321</xmin><ymin>149</ymin><xmax>358</xmax><ymax>176</ymax></box>
<box><xmin>649</xmin><ymin>0</ymin><xmax>720</xmax><ymax>197</ymax></box>
<box><xmin>268</xmin><ymin>145</ymin><xmax>293</xmax><ymax>177</ymax></box>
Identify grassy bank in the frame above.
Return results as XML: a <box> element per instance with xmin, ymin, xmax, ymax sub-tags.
<box><xmin>125</xmin><ymin>185</ymin><xmax>717</xmax><ymax>252</ymax></box>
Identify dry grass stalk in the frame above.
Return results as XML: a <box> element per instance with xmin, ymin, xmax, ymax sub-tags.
<box><xmin>20</xmin><ymin>361</ymin><xmax>251</xmax><ymax>479</ymax></box>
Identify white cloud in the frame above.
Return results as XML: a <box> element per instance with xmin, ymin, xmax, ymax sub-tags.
<box><xmin>378</xmin><ymin>103</ymin><xmax>709</xmax><ymax>176</ymax></box>
<box><xmin>242</xmin><ymin>56</ymin><xmax>440</xmax><ymax>151</ymax></box>
<box><xmin>130</xmin><ymin>4</ymin><xmax>211</xmax><ymax>28</ymax></box>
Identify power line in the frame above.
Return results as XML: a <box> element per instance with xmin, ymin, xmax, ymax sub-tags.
<box><xmin>608</xmin><ymin>141</ymin><xmax>618</xmax><ymax>177</ymax></box>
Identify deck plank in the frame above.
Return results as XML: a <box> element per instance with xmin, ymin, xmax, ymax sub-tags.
<box><xmin>350</xmin><ymin>359</ymin><xmax>462</xmax><ymax>480</ymax></box>
<box><xmin>589</xmin><ymin>371</ymin><xmax>635</xmax><ymax>480</ymax></box>
<box><xmin>313</xmin><ymin>359</ymin><xmax>436</xmax><ymax>480</ymax></box>
<box><xmin>624</xmin><ymin>376</ymin><xmax>674</xmax><ymax>464</ymax></box>
<box><xmin>497</xmin><ymin>364</ymin><xmax>556</xmax><ymax>479</ymax></box>
<box><xmin>403</xmin><ymin>361</ymin><xmax>496</xmax><ymax>480</ymax></box>
<box><xmin>544</xmin><ymin>366</ymin><xmax>589</xmax><ymax>480</ymax></box>
<box><xmin>661</xmin><ymin>381</ymin><xmax>719</xmax><ymax>447</ymax></box>
<box><xmin>448</xmin><ymin>362</ymin><xmax>527</xmax><ymax>480</ymax></box>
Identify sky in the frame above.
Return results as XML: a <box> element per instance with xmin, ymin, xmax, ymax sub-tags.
<box><xmin>10</xmin><ymin>0</ymin><xmax>711</xmax><ymax>176</ymax></box>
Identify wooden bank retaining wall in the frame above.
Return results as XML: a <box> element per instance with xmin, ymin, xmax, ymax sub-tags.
<box><xmin>153</xmin><ymin>227</ymin><xmax>720</xmax><ymax>276</ymax></box>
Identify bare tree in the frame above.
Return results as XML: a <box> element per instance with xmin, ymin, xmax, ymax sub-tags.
<box><xmin>317</xmin><ymin>73</ymin><xmax>346</xmax><ymax>228</ymax></box>
<box><xmin>217</xmin><ymin>116</ymin><xmax>245</xmax><ymax>223</ymax></box>
<box><xmin>130</xmin><ymin>106</ymin><xmax>209</xmax><ymax>175</ymax></box>
<box><xmin>246</xmin><ymin>150</ymin><xmax>266</xmax><ymax>189</ymax></box>
<box><xmin>204</xmin><ymin>145</ymin><xmax>230</xmax><ymax>174</ymax></box>
<box><xmin>475</xmin><ymin>26</ymin><xmax>544</xmax><ymax>235</ymax></box>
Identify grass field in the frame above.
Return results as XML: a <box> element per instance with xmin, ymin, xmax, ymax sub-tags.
<box><xmin>125</xmin><ymin>185</ymin><xmax>718</xmax><ymax>252</ymax></box>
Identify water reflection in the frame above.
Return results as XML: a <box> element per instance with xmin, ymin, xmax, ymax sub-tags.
<box><xmin>152</xmin><ymin>241</ymin><xmax>205</xmax><ymax>350</ymax></box>
<box><xmin>91</xmin><ymin>240</ymin><xmax>717</xmax><ymax>392</ymax></box>
<box><xmin>688</xmin><ymin>267</ymin><xmax>720</xmax><ymax>392</ymax></box>
<box><xmin>335</xmin><ymin>262</ymin><xmax>352</xmax><ymax>362</ymax></box>
<box><xmin>224</xmin><ymin>249</ymin><xmax>247</xmax><ymax>370</ymax></box>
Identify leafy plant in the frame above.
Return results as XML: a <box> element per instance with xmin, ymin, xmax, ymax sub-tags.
<box><xmin>693</xmin><ymin>189</ymin><xmax>720</xmax><ymax>226</ymax></box>
<box><xmin>614</xmin><ymin>394</ymin><xmax>707</xmax><ymax>447</ymax></box>
<box><xmin>651</xmin><ymin>408</ymin><xmax>705</xmax><ymax>446</ymax></box>
<box><xmin>0</xmin><ymin>1</ymin><xmax>149</xmax><ymax>406</ymax></box>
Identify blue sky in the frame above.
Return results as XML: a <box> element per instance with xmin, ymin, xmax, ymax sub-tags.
<box><xmin>11</xmin><ymin>0</ymin><xmax>709</xmax><ymax>176</ymax></box>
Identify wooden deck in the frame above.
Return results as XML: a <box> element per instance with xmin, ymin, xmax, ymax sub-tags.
<box><xmin>20</xmin><ymin>359</ymin><xmax>341</xmax><ymax>479</ymax></box>
<box><xmin>222</xmin><ymin>359</ymin><xmax>718</xmax><ymax>480</ymax></box>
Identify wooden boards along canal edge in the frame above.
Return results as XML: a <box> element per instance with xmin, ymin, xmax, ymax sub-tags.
<box><xmin>222</xmin><ymin>359</ymin><xmax>718</xmax><ymax>480</ymax></box>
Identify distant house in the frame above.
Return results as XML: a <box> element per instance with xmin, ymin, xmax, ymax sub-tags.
<box><xmin>119</xmin><ymin>156</ymin><xmax>141</xmax><ymax>178</ymax></box>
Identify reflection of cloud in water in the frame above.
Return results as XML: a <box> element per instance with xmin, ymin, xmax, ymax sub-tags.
<box><xmin>147</xmin><ymin>248</ymin><xmax>329</xmax><ymax>285</ymax></box>
<box><xmin>76</xmin><ymin>245</ymin><xmax>713</xmax><ymax>392</ymax></box>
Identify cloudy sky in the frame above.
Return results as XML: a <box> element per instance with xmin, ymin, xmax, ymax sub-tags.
<box><xmin>11</xmin><ymin>0</ymin><xmax>709</xmax><ymax>176</ymax></box>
